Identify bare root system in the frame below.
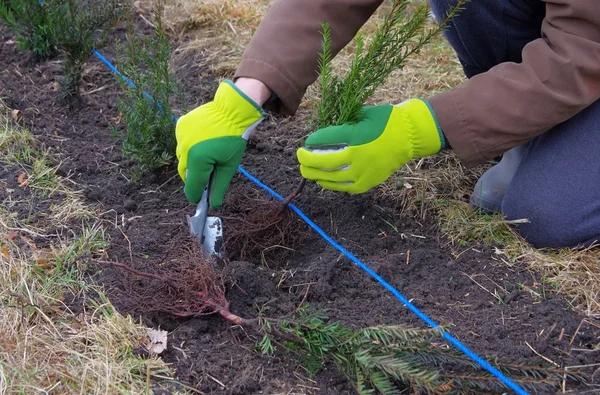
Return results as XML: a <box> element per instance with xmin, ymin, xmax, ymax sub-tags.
<box><xmin>96</xmin><ymin>238</ymin><xmax>256</xmax><ymax>326</ymax></box>
<box><xmin>219</xmin><ymin>195</ymin><xmax>312</xmax><ymax>265</ymax></box>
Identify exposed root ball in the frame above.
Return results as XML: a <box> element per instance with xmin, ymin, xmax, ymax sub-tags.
<box><xmin>219</xmin><ymin>197</ymin><xmax>312</xmax><ymax>266</ymax></box>
<box><xmin>101</xmin><ymin>237</ymin><xmax>229</xmax><ymax>318</ymax></box>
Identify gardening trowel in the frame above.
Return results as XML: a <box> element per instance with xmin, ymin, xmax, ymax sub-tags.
<box><xmin>187</xmin><ymin>172</ymin><xmax>223</xmax><ymax>259</ymax></box>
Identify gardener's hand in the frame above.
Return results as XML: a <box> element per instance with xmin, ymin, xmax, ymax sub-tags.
<box><xmin>176</xmin><ymin>80</ymin><xmax>266</xmax><ymax>207</ymax></box>
<box><xmin>296</xmin><ymin>99</ymin><xmax>446</xmax><ymax>193</ymax></box>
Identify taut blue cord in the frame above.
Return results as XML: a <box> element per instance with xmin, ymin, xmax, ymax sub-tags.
<box><xmin>88</xmin><ymin>42</ymin><xmax>528</xmax><ymax>395</ymax></box>
<box><xmin>93</xmin><ymin>50</ymin><xmax>177</xmax><ymax>123</ymax></box>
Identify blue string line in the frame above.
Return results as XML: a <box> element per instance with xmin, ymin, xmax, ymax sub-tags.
<box><xmin>88</xmin><ymin>44</ymin><xmax>528</xmax><ymax>395</ymax></box>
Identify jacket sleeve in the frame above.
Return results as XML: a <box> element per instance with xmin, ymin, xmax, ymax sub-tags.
<box><xmin>429</xmin><ymin>0</ymin><xmax>600</xmax><ymax>167</ymax></box>
<box><xmin>233</xmin><ymin>0</ymin><xmax>384</xmax><ymax>115</ymax></box>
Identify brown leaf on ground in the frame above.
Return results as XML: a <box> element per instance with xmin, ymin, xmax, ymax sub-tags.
<box><xmin>11</xmin><ymin>109</ymin><xmax>22</xmax><ymax>122</ymax></box>
<box><xmin>36</xmin><ymin>258</ymin><xmax>55</xmax><ymax>271</ymax></box>
<box><xmin>112</xmin><ymin>112</ymin><xmax>123</xmax><ymax>125</ymax></box>
<box><xmin>3</xmin><ymin>231</ymin><xmax>18</xmax><ymax>240</ymax></box>
<box><xmin>17</xmin><ymin>173</ymin><xmax>28</xmax><ymax>187</ymax></box>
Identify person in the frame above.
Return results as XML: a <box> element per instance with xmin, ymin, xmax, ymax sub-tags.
<box><xmin>175</xmin><ymin>0</ymin><xmax>600</xmax><ymax>249</ymax></box>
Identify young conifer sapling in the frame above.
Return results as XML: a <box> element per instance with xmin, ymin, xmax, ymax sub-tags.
<box><xmin>0</xmin><ymin>0</ymin><xmax>56</xmax><ymax>58</ymax></box>
<box><xmin>113</xmin><ymin>0</ymin><xmax>180</xmax><ymax>178</ymax></box>
<box><xmin>47</xmin><ymin>0</ymin><xmax>124</xmax><ymax>101</ymax></box>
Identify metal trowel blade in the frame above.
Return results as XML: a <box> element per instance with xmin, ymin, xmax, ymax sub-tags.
<box><xmin>203</xmin><ymin>216</ymin><xmax>223</xmax><ymax>258</ymax></box>
<box><xmin>187</xmin><ymin>212</ymin><xmax>223</xmax><ymax>259</ymax></box>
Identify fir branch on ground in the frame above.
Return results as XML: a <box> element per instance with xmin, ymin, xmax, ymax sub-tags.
<box><xmin>0</xmin><ymin>0</ymin><xmax>56</xmax><ymax>58</ymax></box>
<box><xmin>113</xmin><ymin>0</ymin><xmax>179</xmax><ymax>178</ymax></box>
<box><xmin>259</xmin><ymin>306</ymin><xmax>585</xmax><ymax>395</ymax></box>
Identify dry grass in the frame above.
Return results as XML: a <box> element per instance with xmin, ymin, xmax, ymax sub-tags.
<box><xmin>0</xmin><ymin>115</ymin><xmax>95</xmax><ymax>228</ymax></box>
<box><xmin>441</xmin><ymin>201</ymin><xmax>600</xmax><ymax>319</ymax></box>
<box><xmin>163</xmin><ymin>0</ymin><xmax>272</xmax><ymax>76</ymax></box>
<box><xmin>0</xmin><ymin>104</ymin><xmax>177</xmax><ymax>393</ymax></box>
<box><xmin>376</xmin><ymin>151</ymin><xmax>489</xmax><ymax>221</ymax></box>
<box><xmin>162</xmin><ymin>0</ymin><xmax>464</xmax><ymax>98</ymax></box>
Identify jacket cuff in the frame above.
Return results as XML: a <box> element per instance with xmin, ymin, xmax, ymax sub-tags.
<box><xmin>234</xmin><ymin>58</ymin><xmax>303</xmax><ymax>116</ymax></box>
<box><xmin>428</xmin><ymin>90</ymin><xmax>487</xmax><ymax>168</ymax></box>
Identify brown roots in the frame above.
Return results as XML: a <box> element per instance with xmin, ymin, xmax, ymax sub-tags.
<box><xmin>219</xmin><ymin>194</ymin><xmax>312</xmax><ymax>265</ymax></box>
<box><xmin>96</xmin><ymin>238</ymin><xmax>255</xmax><ymax>326</ymax></box>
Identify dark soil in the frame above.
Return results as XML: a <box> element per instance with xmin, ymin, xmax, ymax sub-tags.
<box><xmin>1</xmin><ymin>17</ymin><xmax>599</xmax><ymax>395</ymax></box>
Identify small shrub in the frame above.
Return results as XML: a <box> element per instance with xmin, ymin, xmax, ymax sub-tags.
<box><xmin>113</xmin><ymin>0</ymin><xmax>179</xmax><ymax>178</ymax></box>
<box><xmin>47</xmin><ymin>0</ymin><xmax>124</xmax><ymax>101</ymax></box>
<box><xmin>0</xmin><ymin>0</ymin><xmax>56</xmax><ymax>58</ymax></box>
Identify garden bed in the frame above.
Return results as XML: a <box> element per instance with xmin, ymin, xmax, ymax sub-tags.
<box><xmin>1</xmin><ymin>14</ymin><xmax>599</xmax><ymax>395</ymax></box>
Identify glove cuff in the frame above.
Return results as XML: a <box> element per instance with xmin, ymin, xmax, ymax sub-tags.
<box><xmin>393</xmin><ymin>98</ymin><xmax>447</xmax><ymax>158</ymax></box>
<box><xmin>214</xmin><ymin>80</ymin><xmax>267</xmax><ymax>139</ymax></box>
<box><xmin>420</xmin><ymin>98</ymin><xmax>450</xmax><ymax>150</ymax></box>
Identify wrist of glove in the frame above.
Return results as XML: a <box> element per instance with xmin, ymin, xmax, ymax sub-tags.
<box><xmin>176</xmin><ymin>80</ymin><xmax>266</xmax><ymax>207</ymax></box>
<box><xmin>297</xmin><ymin>98</ymin><xmax>446</xmax><ymax>194</ymax></box>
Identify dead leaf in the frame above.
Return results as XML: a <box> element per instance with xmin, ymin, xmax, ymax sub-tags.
<box><xmin>3</xmin><ymin>231</ymin><xmax>18</xmax><ymax>240</ymax></box>
<box><xmin>113</xmin><ymin>112</ymin><xmax>123</xmax><ymax>125</ymax></box>
<box><xmin>145</xmin><ymin>328</ymin><xmax>168</xmax><ymax>354</ymax></box>
<box><xmin>17</xmin><ymin>173</ymin><xmax>29</xmax><ymax>187</ymax></box>
<box><xmin>1</xmin><ymin>247</ymin><xmax>10</xmax><ymax>259</ymax></box>
<box><xmin>11</xmin><ymin>109</ymin><xmax>22</xmax><ymax>122</ymax></box>
<box><xmin>36</xmin><ymin>258</ymin><xmax>54</xmax><ymax>270</ymax></box>
<box><xmin>19</xmin><ymin>235</ymin><xmax>36</xmax><ymax>249</ymax></box>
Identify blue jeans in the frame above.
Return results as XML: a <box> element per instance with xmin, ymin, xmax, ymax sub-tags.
<box><xmin>430</xmin><ymin>0</ymin><xmax>600</xmax><ymax>248</ymax></box>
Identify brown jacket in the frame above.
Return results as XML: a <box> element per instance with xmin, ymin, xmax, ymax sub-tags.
<box><xmin>234</xmin><ymin>0</ymin><xmax>600</xmax><ymax>167</ymax></box>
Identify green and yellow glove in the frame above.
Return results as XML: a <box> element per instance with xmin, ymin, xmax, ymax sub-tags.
<box><xmin>297</xmin><ymin>99</ymin><xmax>446</xmax><ymax>193</ymax></box>
<box><xmin>176</xmin><ymin>80</ymin><xmax>266</xmax><ymax>207</ymax></box>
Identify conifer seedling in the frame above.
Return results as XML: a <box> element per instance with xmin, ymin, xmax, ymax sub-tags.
<box><xmin>113</xmin><ymin>0</ymin><xmax>180</xmax><ymax>178</ymax></box>
<box><xmin>46</xmin><ymin>0</ymin><xmax>124</xmax><ymax>101</ymax></box>
<box><xmin>280</xmin><ymin>0</ymin><xmax>467</xmax><ymax>209</ymax></box>
<box><xmin>0</xmin><ymin>0</ymin><xmax>56</xmax><ymax>58</ymax></box>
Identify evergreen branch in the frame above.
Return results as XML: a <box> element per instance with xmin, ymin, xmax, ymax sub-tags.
<box><xmin>360</xmin><ymin>325</ymin><xmax>441</xmax><ymax>347</ymax></box>
<box><xmin>113</xmin><ymin>0</ymin><xmax>178</xmax><ymax>178</ymax></box>
<box><xmin>317</xmin><ymin>22</ymin><xmax>334</xmax><ymax>128</ymax></box>
<box><xmin>0</xmin><ymin>0</ymin><xmax>56</xmax><ymax>58</ymax></box>
<box><xmin>45</xmin><ymin>0</ymin><xmax>125</xmax><ymax>100</ymax></box>
<box><xmin>316</xmin><ymin>0</ymin><xmax>469</xmax><ymax>129</ymax></box>
<box><xmin>257</xmin><ymin>304</ymin><xmax>581</xmax><ymax>395</ymax></box>
<box><xmin>397</xmin><ymin>346</ymin><xmax>481</xmax><ymax>370</ymax></box>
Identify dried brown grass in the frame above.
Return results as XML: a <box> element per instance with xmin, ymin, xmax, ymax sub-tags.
<box><xmin>440</xmin><ymin>201</ymin><xmax>600</xmax><ymax>319</ymax></box>
<box><xmin>0</xmin><ymin>104</ymin><xmax>175</xmax><ymax>393</ymax></box>
<box><xmin>162</xmin><ymin>0</ymin><xmax>464</xmax><ymax>100</ymax></box>
<box><xmin>163</xmin><ymin>0</ymin><xmax>272</xmax><ymax>76</ymax></box>
<box><xmin>376</xmin><ymin>151</ymin><xmax>489</xmax><ymax>221</ymax></box>
<box><xmin>0</xmin><ymin>112</ymin><xmax>95</xmax><ymax>227</ymax></box>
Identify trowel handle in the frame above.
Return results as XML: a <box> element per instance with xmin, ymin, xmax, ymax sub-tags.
<box><xmin>193</xmin><ymin>171</ymin><xmax>214</xmax><ymax>239</ymax></box>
